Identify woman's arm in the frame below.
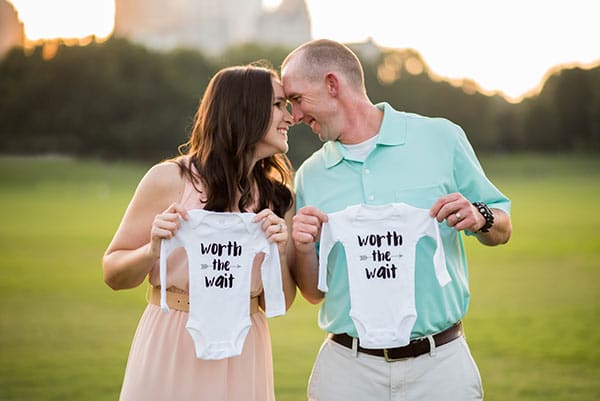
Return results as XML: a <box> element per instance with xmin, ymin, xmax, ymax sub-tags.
<box><xmin>102</xmin><ymin>162</ymin><xmax>187</xmax><ymax>290</ymax></box>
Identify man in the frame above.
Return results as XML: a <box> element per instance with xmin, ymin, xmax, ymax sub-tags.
<box><xmin>282</xmin><ymin>39</ymin><xmax>512</xmax><ymax>401</ymax></box>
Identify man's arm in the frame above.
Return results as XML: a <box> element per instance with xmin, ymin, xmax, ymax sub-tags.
<box><xmin>473</xmin><ymin>208</ymin><xmax>511</xmax><ymax>246</ymax></box>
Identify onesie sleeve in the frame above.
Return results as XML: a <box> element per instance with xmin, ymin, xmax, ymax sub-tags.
<box><xmin>423</xmin><ymin>215</ymin><xmax>451</xmax><ymax>287</ymax></box>
<box><xmin>259</xmin><ymin>239</ymin><xmax>286</xmax><ymax>317</ymax></box>
<box><xmin>159</xmin><ymin>233</ymin><xmax>185</xmax><ymax>312</ymax></box>
<box><xmin>317</xmin><ymin>217</ymin><xmax>336</xmax><ymax>292</ymax></box>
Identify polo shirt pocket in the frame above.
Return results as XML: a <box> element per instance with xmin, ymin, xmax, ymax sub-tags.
<box><xmin>394</xmin><ymin>184</ymin><xmax>447</xmax><ymax>209</ymax></box>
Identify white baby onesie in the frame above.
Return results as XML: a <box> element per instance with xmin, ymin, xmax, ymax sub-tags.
<box><xmin>318</xmin><ymin>203</ymin><xmax>451</xmax><ymax>348</ymax></box>
<box><xmin>160</xmin><ymin>209</ymin><xmax>286</xmax><ymax>360</ymax></box>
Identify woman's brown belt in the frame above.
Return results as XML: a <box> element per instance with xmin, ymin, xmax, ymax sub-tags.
<box><xmin>149</xmin><ymin>286</ymin><xmax>260</xmax><ymax>314</ymax></box>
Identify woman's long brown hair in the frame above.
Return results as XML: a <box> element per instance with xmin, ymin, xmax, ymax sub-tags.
<box><xmin>176</xmin><ymin>65</ymin><xmax>293</xmax><ymax>217</ymax></box>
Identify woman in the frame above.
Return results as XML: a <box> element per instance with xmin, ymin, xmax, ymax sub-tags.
<box><xmin>103</xmin><ymin>64</ymin><xmax>296</xmax><ymax>401</ymax></box>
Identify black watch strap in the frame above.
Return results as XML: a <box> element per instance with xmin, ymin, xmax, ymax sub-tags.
<box><xmin>472</xmin><ymin>202</ymin><xmax>494</xmax><ymax>233</ymax></box>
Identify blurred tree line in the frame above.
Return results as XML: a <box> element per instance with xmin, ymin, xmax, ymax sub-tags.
<box><xmin>0</xmin><ymin>38</ymin><xmax>598</xmax><ymax>168</ymax></box>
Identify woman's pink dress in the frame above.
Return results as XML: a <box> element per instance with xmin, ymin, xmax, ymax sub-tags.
<box><xmin>119</xmin><ymin>173</ymin><xmax>276</xmax><ymax>401</ymax></box>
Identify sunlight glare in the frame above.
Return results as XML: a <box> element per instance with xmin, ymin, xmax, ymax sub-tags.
<box><xmin>262</xmin><ymin>0</ymin><xmax>283</xmax><ymax>11</ymax></box>
<box><xmin>6</xmin><ymin>0</ymin><xmax>598</xmax><ymax>101</ymax></box>
<box><xmin>304</xmin><ymin>0</ymin><xmax>599</xmax><ymax>101</ymax></box>
<box><xmin>9</xmin><ymin>0</ymin><xmax>115</xmax><ymax>41</ymax></box>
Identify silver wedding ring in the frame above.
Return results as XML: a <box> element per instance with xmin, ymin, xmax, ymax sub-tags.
<box><xmin>278</xmin><ymin>223</ymin><xmax>283</xmax><ymax>232</ymax></box>
<box><xmin>455</xmin><ymin>212</ymin><xmax>463</xmax><ymax>221</ymax></box>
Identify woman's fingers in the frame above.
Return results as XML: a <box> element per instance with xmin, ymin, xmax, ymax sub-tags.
<box><xmin>254</xmin><ymin>209</ymin><xmax>287</xmax><ymax>243</ymax></box>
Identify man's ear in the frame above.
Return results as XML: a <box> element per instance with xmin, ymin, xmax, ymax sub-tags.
<box><xmin>325</xmin><ymin>73</ymin><xmax>339</xmax><ymax>96</ymax></box>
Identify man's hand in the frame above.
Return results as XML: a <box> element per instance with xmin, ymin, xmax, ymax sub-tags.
<box><xmin>430</xmin><ymin>193</ymin><xmax>485</xmax><ymax>233</ymax></box>
<box><xmin>292</xmin><ymin>205</ymin><xmax>329</xmax><ymax>252</ymax></box>
<box><xmin>430</xmin><ymin>193</ymin><xmax>512</xmax><ymax>245</ymax></box>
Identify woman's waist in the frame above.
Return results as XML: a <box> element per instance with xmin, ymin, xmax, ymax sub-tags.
<box><xmin>150</xmin><ymin>286</ymin><xmax>261</xmax><ymax>314</ymax></box>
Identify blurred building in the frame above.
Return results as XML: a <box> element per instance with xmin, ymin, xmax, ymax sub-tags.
<box><xmin>0</xmin><ymin>0</ymin><xmax>24</xmax><ymax>58</ymax></box>
<box><xmin>347</xmin><ymin>37</ymin><xmax>382</xmax><ymax>63</ymax></box>
<box><xmin>113</xmin><ymin>0</ymin><xmax>311</xmax><ymax>55</ymax></box>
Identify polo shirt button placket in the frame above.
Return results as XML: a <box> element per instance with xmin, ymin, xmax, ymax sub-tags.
<box><xmin>362</xmin><ymin>165</ymin><xmax>374</xmax><ymax>203</ymax></box>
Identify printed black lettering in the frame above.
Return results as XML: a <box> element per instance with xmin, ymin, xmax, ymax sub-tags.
<box><xmin>200</xmin><ymin>241</ymin><xmax>243</xmax><ymax>256</ymax></box>
<box><xmin>205</xmin><ymin>273</ymin><xmax>235</xmax><ymax>288</ymax></box>
<box><xmin>371</xmin><ymin>249</ymin><xmax>392</xmax><ymax>262</ymax></box>
<box><xmin>364</xmin><ymin>264</ymin><xmax>398</xmax><ymax>280</ymax></box>
<box><xmin>212</xmin><ymin>259</ymin><xmax>231</xmax><ymax>271</ymax></box>
<box><xmin>358</xmin><ymin>235</ymin><xmax>369</xmax><ymax>246</ymax></box>
<box><xmin>358</xmin><ymin>231</ymin><xmax>403</xmax><ymax>248</ymax></box>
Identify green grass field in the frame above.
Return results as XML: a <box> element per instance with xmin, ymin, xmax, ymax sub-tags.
<box><xmin>0</xmin><ymin>154</ymin><xmax>598</xmax><ymax>401</ymax></box>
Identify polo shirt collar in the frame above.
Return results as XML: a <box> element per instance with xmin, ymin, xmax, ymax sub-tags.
<box><xmin>323</xmin><ymin>102</ymin><xmax>407</xmax><ymax>168</ymax></box>
<box><xmin>375</xmin><ymin>102</ymin><xmax>407</xmax><ymax>146</ymax></box>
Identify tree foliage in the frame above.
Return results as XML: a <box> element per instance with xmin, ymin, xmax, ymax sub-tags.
<box><xmin>0</xmin><ymin>38</ymin><xmax>598</xmax><ymax>167</ymax></box>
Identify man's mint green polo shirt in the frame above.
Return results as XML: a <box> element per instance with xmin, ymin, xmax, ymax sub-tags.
<box><xmin>294</xmin><ymin>102</ymin><xmax>511</xmax><ymax>338</ymax></box>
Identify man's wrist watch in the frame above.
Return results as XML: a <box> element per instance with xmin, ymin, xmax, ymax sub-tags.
<box><xmin>472</xmin><ymin>202</ymin><xmax>494</xmax><ymax>233</ymax></box>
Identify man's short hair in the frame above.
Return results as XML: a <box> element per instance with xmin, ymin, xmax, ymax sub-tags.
<box><xmin>283</xmin><ymin>39</ymin><xmax>365</xmax><ymax>90</ymax></box>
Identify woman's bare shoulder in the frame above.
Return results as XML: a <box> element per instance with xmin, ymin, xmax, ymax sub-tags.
<box><xmin>136</xmin><ymin>160</ymin><xmax>186</xmax><ymax>202</ymax></box>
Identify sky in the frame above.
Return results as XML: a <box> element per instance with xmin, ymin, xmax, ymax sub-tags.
<box><xmin>7</xmin><ymin>0</ymin><xmax>600</xmax><ymax>101</ymax></box>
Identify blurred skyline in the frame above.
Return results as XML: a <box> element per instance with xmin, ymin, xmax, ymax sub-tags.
<box><xmin>7</xmin><ymin>0</ymin><xmax>600</xmax><ymax>101</ymax></box>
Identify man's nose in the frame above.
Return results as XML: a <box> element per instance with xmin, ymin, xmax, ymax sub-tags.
<box><xmin>291</xmin><ymin>106</ymin><xmax>304</xmax><ymax>124</ymax></box>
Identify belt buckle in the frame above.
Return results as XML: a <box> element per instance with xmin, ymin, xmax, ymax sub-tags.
<box><xmin>383</xmin><ymin>348</ymin><xmax>405</xmax><ymax>362</ymax></box>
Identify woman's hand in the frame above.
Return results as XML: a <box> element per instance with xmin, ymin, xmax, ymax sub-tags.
<box><xmin>148</xmin><ymin>202</ymin><xmax>189</xmax><ymax>259</ymax></box>
<box><xmin>254</xmin><ymin>208</ymin><xmax>288</xmax><ymax>253</ymax></box>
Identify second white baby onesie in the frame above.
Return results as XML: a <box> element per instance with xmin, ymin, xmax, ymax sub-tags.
<box><xmin>318</xmin><ymin>203</ymin><xmax>452</xmax><ymax>348</ymax></box>
<box><xmin>160</xmin><ymin>209</ymin><xmax>286</xmax><ymax>360</ymax></box>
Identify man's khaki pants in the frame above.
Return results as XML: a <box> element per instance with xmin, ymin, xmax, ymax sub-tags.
<box><xmin>307</xmin><ymin>336</ymin><xmax>483</xmax><ymax>401</ymax></box>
